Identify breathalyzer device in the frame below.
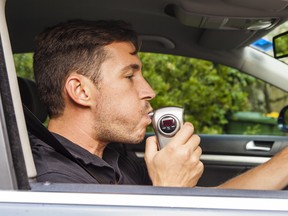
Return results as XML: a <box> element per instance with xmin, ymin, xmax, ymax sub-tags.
<box><xmin>149</xmin><ymin>107</ymin><xmax>184</xmax><ymax>149</ymax></box>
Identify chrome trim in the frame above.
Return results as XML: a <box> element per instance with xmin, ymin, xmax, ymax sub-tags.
<box><xmin>135</xmin><ymin>153</ymin><xmax>270</xmax><ymax>165</ymax></box>
<box><xmin>246</xmin><ymin>140</ymin><xmax>271</xmax><ymax>152</ymax></box>
<box><xmin>200</xmin><ymin>154</ymin><xmax>270</xmax><ymax>165</ymax></box>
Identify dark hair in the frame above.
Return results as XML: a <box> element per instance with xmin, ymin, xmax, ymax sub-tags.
<box><xmin>33</xmin><ymin>20</ymin><xmax>140</xmax><ymax>117</ymax></box>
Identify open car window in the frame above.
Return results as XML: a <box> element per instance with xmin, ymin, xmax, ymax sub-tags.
<box><xmin>140</xmin><ymin>52</ymin><xmax>288</xmax><ymax>136</ymax></box>
<box><xmin>15</xmin><ymin>52</ymin><xmax>288</xmax><ymax>136</ymax></box>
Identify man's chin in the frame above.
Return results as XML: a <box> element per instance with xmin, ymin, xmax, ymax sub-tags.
<box><xmin>125</xmin><ymin>133</ymin><xmax>146</xmax><ymax>145</ymax></box>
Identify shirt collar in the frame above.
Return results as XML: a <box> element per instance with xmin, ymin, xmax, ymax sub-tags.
<box><xmin>52</xmin><ymin>133</ymin><xmax>120</xmax><ymax>168</ymax></box>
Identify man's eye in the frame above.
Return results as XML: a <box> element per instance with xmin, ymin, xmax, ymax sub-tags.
<box><xmin>126</xmin><ymin>74</ymin><xmax>135</xmax><ymax>79</ymax></box>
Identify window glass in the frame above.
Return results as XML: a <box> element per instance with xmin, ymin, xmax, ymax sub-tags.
<box><xmin>140</xmin><ymin>52</ymin><xmax>288</xmax><ymax>136</ymax></box>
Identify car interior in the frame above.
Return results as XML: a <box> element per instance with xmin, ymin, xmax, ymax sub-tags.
<box><xmin>3</xmin><ymin>0</ymin><xmax>288</xmax><ymax>196</ymax></box>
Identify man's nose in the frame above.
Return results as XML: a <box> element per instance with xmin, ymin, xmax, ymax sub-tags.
<box><xmin>140</xmin><ymin>77</ymin><xmax>156</xmax><ymax>100</ymax></box>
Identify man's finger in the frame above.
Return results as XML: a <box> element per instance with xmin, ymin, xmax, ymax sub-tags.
<box><xmin>144</xmin><ymin>136</ymin><xmax>158</xmax><ymax>163</ymax></box>
<box><xmin>182</xmin><ymin>134</ymin><xmax>201</xmax><ymax>152</ymax></box>
<box><xmin>168</xmin><ymin>122</ymin><xmax>195</xmax><ymax>147</ymax></box>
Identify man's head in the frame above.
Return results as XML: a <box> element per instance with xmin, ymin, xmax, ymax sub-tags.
<box><xmin>34</xmin><ymin>20</ymin><xmax>156</xmax><ymax>144</ymax></box>
<box><xmin>34</xmin><ymin>20</ymin><xmax>140</xmax><ymax>118</ymax></box>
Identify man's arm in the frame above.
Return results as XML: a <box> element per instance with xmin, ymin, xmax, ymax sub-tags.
<box><xmin>145</xmin><ymin>122</ymin><xmax>288</xmax><ymax>189</ymax></box>
<box><xmin>217</xmin><ymin>147</ymin><xmax>288</xmax><ymax>190</ymax></box>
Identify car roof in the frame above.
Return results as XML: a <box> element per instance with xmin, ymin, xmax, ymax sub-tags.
<box><xmin>5</xmin><ymin>0</ymin><xmax>288</xmax><ymax>92</ymax></box>
<box><xmin>6</xmin><ymin>0</ymin><xmax>288</xmax><ymax>55</ymax></box>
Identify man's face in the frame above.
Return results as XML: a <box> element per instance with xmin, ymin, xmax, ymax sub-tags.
<box><xmin>91</xmin><ymin>42</ymin><xmax>156</xmax><ymax>144</ymax></box>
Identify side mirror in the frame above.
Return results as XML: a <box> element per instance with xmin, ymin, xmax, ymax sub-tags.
<box><xmin>278</xmin><ymin>105</ymin><xmax>288</xmax><ymax>132</ymax></box>
<box><xmin>273</xmin><ymin>31</ymin><xmax>288</xmax><ymax>59</ymax></box>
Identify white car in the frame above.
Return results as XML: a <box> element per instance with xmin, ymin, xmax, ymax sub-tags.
<box><xmin>1</xmin><ymin>0</ymin><xmax>288</xmax><ymax>215</ymax></box>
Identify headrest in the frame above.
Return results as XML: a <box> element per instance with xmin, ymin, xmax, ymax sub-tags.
<box><xmin>18</xmin><ymin>77</ymin><xmax>48</xmax><ymax>123</ymax></box>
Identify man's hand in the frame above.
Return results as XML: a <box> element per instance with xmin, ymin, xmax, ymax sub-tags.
<box><xmin>145</xmin><ymin>122</ymin><xmax>203</xmax><ymax>187</ymax></box>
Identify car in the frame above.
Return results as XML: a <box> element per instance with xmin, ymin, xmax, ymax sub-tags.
<box><xmin>1</xmin><ymin>0</ymin><xmax>288</xmax><ymax>215</ymax></box>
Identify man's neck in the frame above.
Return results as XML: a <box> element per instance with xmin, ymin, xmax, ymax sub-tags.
<box><xmin>48</xmin><ymin>117</ymin><xmax>107</xmax><ymax>158</ymax></box>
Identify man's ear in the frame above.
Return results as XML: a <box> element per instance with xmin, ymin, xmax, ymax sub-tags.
<box><xmin>65</xmin><ymin>74</ymin><xmax>92</xmax><ymax>107</ymax></box>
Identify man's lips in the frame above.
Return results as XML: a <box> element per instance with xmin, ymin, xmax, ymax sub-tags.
<box><xmin>148</xmin><ymin>111</ymin><xmax>154</xmax><ymax>119</ymax></box>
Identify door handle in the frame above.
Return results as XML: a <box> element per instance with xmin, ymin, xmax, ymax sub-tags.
<box><xmin>246</xmin><ymin>140</ymin><xmax>271</xmax><ymax>152</ymax></box>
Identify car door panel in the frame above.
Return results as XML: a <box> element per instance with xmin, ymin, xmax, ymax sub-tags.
<box><xmin>199</xmin><ymin>134</ymin><xmax>288</xmax><ymax>186</ymax></box>
<box><xmin>200</xmin><ymin>135</ymin><xmax>288</xmax><ymax>157</ymax></box>
<box><xmin>126</xmin><ymin>133</ymin><xmax>288</xmax><ymax>187</ymax></box>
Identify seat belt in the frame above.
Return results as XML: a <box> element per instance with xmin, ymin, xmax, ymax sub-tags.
<box><xmin>23</xmin><ymin>105</ymin><xmax>107</xmax><ymax>183</ymax></box>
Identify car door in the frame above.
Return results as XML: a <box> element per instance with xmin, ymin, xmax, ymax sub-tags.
<box><xmin>125</xmin><ymin>52</ymin><xmax>288</xmax><ymax>187</ymax></box>
<box><xmin>126</xmin><ymin>133</ymin><xmax>288</xmax><ymax>187</ymax></box>
<box><xmin>3</xmin><ymin>0</ymin><xmax>288</xmax><ymax>215</ymax></box>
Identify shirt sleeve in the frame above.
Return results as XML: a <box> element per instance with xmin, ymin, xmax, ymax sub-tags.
<box><xmin>36</xmin><ymin>171</ymin><xmax>93</xmax><ymax>183</ymax></box>
<box><xmin>123</xmin><ymin>152</ymin><xmax>152</xmax><ymax>185</ymax></box>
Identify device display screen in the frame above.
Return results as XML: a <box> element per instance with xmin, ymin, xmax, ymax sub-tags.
<box><xmin>162</xmin><ymin>118</ymin><xmax>174</xmax><ymax>127</ymax></box>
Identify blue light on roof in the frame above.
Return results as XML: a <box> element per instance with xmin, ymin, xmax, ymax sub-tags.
<box><xmin>251</xmin><ymin>38</ymin><xmax>273</xmax><ymax>52</ymax></box>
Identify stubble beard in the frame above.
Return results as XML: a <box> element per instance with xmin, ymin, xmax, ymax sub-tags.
<box><xmin>92</xmin><ymin>102</ymin><xmax>150</xmax><ymax>145</ymax></box>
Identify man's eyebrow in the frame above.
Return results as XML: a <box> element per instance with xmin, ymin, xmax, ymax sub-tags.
<box><xmin>121</xmin><ymin>64</ymin><xmax>141</xmax><ymax>73</ymax></box>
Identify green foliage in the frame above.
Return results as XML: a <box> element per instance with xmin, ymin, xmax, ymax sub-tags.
<box><xmin>140</xmin><ymin>53</ymin><xmax>257</xmax><ymax>134</ymax></box>
<box><xmin>275</xmin><ymin>37</ymin><xmax>288</xmax><ymax>57</ymax></box>
<box><xmin>13</xmin><ymin>52</ymin><xmax>266</xmax><ymax>134</ymax></box>
<box><xmin>13</xmin><ymin>53</ymin><xmax>34</xmax><ymax>80</ymax></box>
<box><xmin>242</xmin><ymin>125</ymin><xmax>261</xmax><ymax>135</ymax></box>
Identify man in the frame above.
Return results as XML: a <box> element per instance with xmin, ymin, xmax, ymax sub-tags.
<box><xmin>32</xmin><ymin>20</ymin><xmax>288</xmax><ymax>189</ymax></box>
<box><xmin>32</xmin><ymin>20</ymin><xmax>203</xmax><ymax>186</ymax></box>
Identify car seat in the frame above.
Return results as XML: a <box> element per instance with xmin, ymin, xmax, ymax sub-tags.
<box><xmin>17</xmin><ymin>77</ymin><xmax>47</xmax><ymax>123</ymax></box>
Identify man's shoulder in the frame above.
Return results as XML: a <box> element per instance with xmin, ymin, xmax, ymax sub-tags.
<box><xmin>29</xmin><ymin>132</ymin><xmax>98</xmax><ymax>183</ymax></box>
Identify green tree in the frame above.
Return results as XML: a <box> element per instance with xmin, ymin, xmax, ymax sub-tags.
<box><xmin>13</xmin><ymin>53</ymin><xmax>34</xmax><ymax>80</ymax></box>
<box><xmin>14</xmin><ymin>52</ymin><xmax>266</xmax><ymax>134</ymax></box>
<box><xmin>140</xmin><ymin>53</ymin><xmax>256</xmax><ymax>134</ymax></box>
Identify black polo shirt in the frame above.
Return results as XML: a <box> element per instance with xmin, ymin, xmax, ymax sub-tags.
<box><xmin>30</xmin><ymin>133</ymin><xmax>152</xmax><ymax>185</ymax></box>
